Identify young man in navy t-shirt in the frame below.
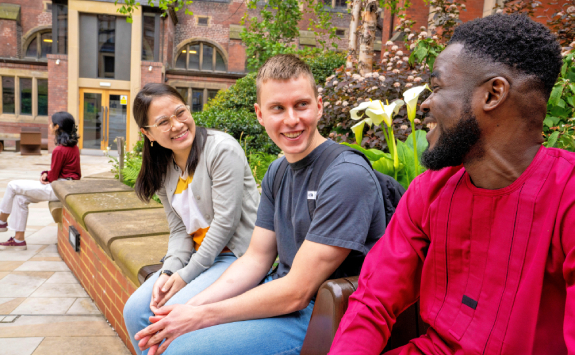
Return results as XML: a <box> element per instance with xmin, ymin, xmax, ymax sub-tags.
<box><xmin>133</xmin><ymin>54</ymin><xmax>388</xmax><ymax>355</ymax></box>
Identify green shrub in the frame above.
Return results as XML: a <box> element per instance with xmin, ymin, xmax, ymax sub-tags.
<box><xmin>193</xmin><ymin>108</ymin><xmax>281</xmax><ymax>156</ymax></box>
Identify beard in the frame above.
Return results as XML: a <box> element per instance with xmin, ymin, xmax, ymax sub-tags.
<box><xmin>421</xmin><ymin>105</ymin><xmax>483</xmax><ymax>171</ymax></box>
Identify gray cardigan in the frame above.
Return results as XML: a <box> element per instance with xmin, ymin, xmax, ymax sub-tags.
<box><xmin>157</xmin><ymin>130</ymin><xmax>260</xmax><ymax>283</ymax></box>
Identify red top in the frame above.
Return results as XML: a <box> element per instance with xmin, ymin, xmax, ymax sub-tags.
<box><xmin>329</xmin><ymin>146</ymin><xmax>575</xmax><ymax>355</ymax></box>
<box><xmin>44</xmin><ymin>145</ymin><xmax>81</xmax><ymax>182</ymax></box>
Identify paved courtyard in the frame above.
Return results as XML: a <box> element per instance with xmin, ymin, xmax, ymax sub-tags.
<box><xmin>0</xmin><ymin>151</ymin><xmax>131</xmax><ymax>355</ymax></box>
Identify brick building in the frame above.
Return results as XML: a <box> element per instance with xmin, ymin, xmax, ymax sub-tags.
<box><xmin>0</xmin><ymin>0</ymin><xmax>561</xmax><ymax>153</ymax></box>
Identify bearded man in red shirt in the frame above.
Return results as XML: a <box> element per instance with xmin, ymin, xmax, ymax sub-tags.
<box><xmin>329</xmin><ymin>14</ymin><xmax>574</xmax><ymax>355</ymax></box>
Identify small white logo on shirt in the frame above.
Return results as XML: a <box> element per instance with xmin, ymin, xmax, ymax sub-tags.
<box><xmin>307</xmin><ymin>191</ymin><xmax>317</xmax><ymax>200</ymax></box>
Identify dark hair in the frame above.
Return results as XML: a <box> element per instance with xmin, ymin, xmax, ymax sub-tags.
<box><xmin>51</xmin><ymin>111</ymin><xmax>79</xmax><ymax>147</ymax></box>
<box><xmin>132</xmin><ymin>83</ymin><xmax>207</xmax><ymax>202</ymax></box>
<box><xmin>449</xmin><ymin>14</ymin><xmax>563</xmax><ymax>98</ymax></box>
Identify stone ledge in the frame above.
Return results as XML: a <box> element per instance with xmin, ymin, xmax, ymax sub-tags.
<box><xmin>84</xmin><ymin>209</ymin><xmax>170</xmax><ymax>258</ymax></box>
<box><xmin>109</xmin><ymin>234</ymin><xmax>169</xmax><ymax>287</ymax></box>
<box><xmin>49</xmin><ymin>201</ymin><xmax>63</xmax><ymax>224</ymax></box>
<box><xmin>52</xmin><ymin>180</ymin><xmax>132</xmax><ymax>209</ymax></box>
<box><xmin>66</xmin><ymin>191</ymin><xmax>162</xmax><ymax>229</ymax></box>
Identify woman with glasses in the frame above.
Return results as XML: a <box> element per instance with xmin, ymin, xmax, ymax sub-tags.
<box><xmin>123</xmin><ymin>83</ymin><xmax>259</xmax><ymax>354</ymax></box>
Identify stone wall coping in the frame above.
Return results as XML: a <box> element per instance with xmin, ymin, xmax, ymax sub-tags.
<box><xmin>84</xmin><ymin>209</ymin><xmax>170</xmax><ymax>258</ymax></box>
<box><xmin>52</xmin><ymin>179</ymin><xmax>133</xmax><ymax>211</ymax></box>
<box><xmin>65</xmin><ymin>191</ymin><xmax>162</xmax><ymax>229</ymax></box>
<box><xmin>110</xmin><ymin>234</ymin><xmax>169</xmax><ymax>286</ymax></box>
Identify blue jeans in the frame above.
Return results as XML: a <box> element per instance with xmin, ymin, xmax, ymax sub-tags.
<box><xmin>124</xmin><ymin>253</ymin><xmax>237</xmax><ymax>355</ymax></box>
<box><xmin>163</xmin><ymin>275</ymin><xmax>314</xmax><ymax>355</ymax></box>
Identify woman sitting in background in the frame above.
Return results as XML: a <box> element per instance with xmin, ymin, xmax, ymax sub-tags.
<box><xmin>0</xmin><ymin>111</ymin><xmax>81</xmax><ymax>250</ymax></box>
<box><xmin>123</xmin><ymin>83</ymin><xmax>259</xmax><ymax>355</ymax></box>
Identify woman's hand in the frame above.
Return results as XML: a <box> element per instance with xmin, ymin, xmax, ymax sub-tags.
<box><xmin>135</xmin><ymin>304</ymin><xmax>209</xmax><ymax>355</ymax></box>
<box><xmin>156</xmin><ymin>272</ymin><xmax>187</xmax><ymax>308</ymax></box>
<box><xmin>150</xmin><ymin>273</ymin><xmax>170</xmax><ymax>311</ymax></box>
<box><xmin>40</xmin><ymin>173</ymin><xmax>49</xmax><ymax>185</ymax></box>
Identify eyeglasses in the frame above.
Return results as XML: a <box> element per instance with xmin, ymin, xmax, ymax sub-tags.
<box><xmin>145</xmin><ymin>105</ymin><xmax>191</xmax><ymax>133</ymax></box>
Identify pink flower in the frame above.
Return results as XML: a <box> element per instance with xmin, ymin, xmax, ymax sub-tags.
<box><xmin>393</xmin><ymin>82</ymin><xmax>401</xmax><ymax>88</ymax></box>
<box><xmin>414</xmin><ymin>77</ymin><xmax>423</xmax><ymax>83</ymax></box>
<box><xmin>407</xmin><ymin>76</ymin><xmax>414</xmax><ymax>81</ymax></box>
<box><xmin>386</xmin><ymin>41</ymin><xmax>394</xmax><ymax>46</ymax></box>
<box><xmin>392</xmin><ymin>69</ymin><xmax>400</xmax><ymax>74</ymax></box>
<box><xmin>414</xmin><ymin>118</ymin><xmax>421</xmax><ymax>124</ymax></box>
<box><xmin>396</xmin><ymin>50</ymin><xmax>404</xmax><ymax>56</ymax></box>
<box><xmin>392</xmin><ymin>45</ymin><xmax>399</xmax><ymax>51</ymax></box>
<box><xmin>408</xmin><ymin>34</ymin><xmax>415</xmax><ymax>40</ymax></box>
<box><xmin>401</xmin><ymin>125</ymin><xmax>408</xmax><ymax>130</ymax></box>
<box><xmin>405</xmin><ymin>83</ymin><xmax>413</xmax><ymax>88</ymax></box>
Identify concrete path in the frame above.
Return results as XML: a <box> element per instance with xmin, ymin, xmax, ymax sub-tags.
<box><xmin>0</xmin><ymin>151</ymin><xmax>131</xmax><ymax>355</ymax></box>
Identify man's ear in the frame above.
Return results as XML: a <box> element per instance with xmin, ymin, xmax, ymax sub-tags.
<box><xmin>140</xmin><ymin>128</ymin><xmax>154</xmax><ymax>143</ymax></box>
<box><xmin>254</xmin><ymin>103</ymin><xmax>264</xmax><ymax>126</ymax></box>
<box><xmin>316</xmin><ymin>96</ymin><xmax>323</xmax><ymax>119</ymax></box>
<box><xmin>483</xmin><ymin>76</ymin><xmax>510</xmax><ymax>112</ymax></box>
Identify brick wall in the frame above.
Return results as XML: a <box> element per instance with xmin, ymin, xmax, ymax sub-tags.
<box><xmin>58</xmin><ymin>207</ymin><xmax>138</xmax><ymax>355</ymax></box>
<box><xmin>166</xmin><ymin>73</ymin><xmax>236</xmax><ymax>87</ymax></box>
<box><xmin>0</xmin><ymin>20</ymin><xmax>20</xmax><ymax>58</ymax></box>
<box><xmin>47</xmin><ymin>54</ymin><xmax>68</xmax><ymax>153</ymax></box>
<box><xmin>141</xmin><ymin>61</ymin><xmax>165</xmax><ymax>89</ymax></box>
<box><xmin>17</xmin><ymin>0</ymin><xmax>49</xmax><ymax>38</ymax></box>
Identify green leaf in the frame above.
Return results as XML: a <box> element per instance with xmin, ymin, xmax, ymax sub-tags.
<box><xmin>340</xmin><ymin>142</ymin><xmax>386</xmax><ymax>161</ymax></box>
<box><xmin>396</xmin><ymin>140</ymin><xmax>416</xmax><ymax>186</ymax></box>
<box><xmin>549</xmin><ymin>84</ymin><xmax>565</xmax><ymax>106</ymax></box>
<box><xmin>547</xmin><ymin>131</ymin><xmax>560</xmax><ymax>148</ymax></box>
<box><xmin>544</xmin><ymin>116</ymin><xmax>558</xmax><ymax>128</ymax></box>
<box><xmin>405</xmin><ymin>130</ymin><xmax>428</xmax><ymax>163</ymax></box>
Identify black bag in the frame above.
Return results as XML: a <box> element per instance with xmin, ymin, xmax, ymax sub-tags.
<box><xmin>272</xmin><ymin>143</ymin><xmax>406</xmax><ymax>223</ymax></box>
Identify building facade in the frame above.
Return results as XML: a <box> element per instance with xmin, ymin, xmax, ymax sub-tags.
<box><xmin>0</xmin><ymin>0</ymin><xmax>560</xmax><ymax>153</ymax></box>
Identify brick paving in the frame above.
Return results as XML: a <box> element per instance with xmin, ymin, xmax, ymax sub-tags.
<box><xmin>0</xmin><ymin>150</ymin><xmax>130</xmax><ymax>355</ymax></box>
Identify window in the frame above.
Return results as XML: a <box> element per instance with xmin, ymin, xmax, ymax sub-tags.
<box><xmin>52</xmin><ymin>2</ymin><xmax>68</xmax><ymax>54</ymax></box>
<box><xmin>79</xmin><ymin>14</ymin><xmax>131</xmax><ymax>80</ymax></box>
<box><xmin>142</xmin><ymin>12</ymin><xmax>161</xmax><ymax>61</ymax></box>
<box><xmin>323</xmin><ymin>0</ymin><xmax>346</xmax><ymax>9</ymax></box>
<box><xmin>25</xmin><ymin>30</ymin><xmax>52</xmax><ymax>59</ymax></box>
<box><xmin>176</xmin><ymin>87</ymin><xmax>221</xmax><ymax>112</ymax></box>
<box><xmin>20</xmin><ymin>78</ymin><xmax>32</xmax><ymax>115</ymax></box>
<box><xmin>198</xmin><ymin>17</ymin><xmax>209</xmax><ymax>26</ymax></box>
<box><xmin>2</xmin><ymin>77</ymin><xmax>15</xmax><ymax>114</ymax></box>
<box><xmin>335</xmin><ymin>29</ymin><xmax>345</xmax><ymax>38</ymax></box>
<box><xmin>38</xmin><ymin>79</ymin><xmax>48</xmax><ymax>116</ymax></box>
<box><xmin>175</xmin><ymin>42</ymin><xmax>226</xmax><ymax>72</ymax></box>
<box><xmin>98</xmin><ymin>15</ymin><xmax>115</xmax><ymax>78</ymax></box>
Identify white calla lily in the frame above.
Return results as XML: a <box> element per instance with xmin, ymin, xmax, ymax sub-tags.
<box><xmin>351</xmin><ymin>120</ymin><xmax>367</xmax><ymax>145</ymax></box>
<box><xmin>380</xmin><ymin>100</ymin><xmax>405</xmax><ymax>127</ymax></box>
<box><xmin>350</xmin><ymin>101</ymin><xmax>377</xmax><ymax>120</ymax></box>
<box><xmin>403</xmin><ymin>84</ymin><xmax>430</xmax><ymax>122</ymax></box>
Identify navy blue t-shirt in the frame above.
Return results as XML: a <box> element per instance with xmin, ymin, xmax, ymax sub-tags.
<box><xmin>255</xmin><ymin>139</ymin><xmax>387</xmax><ymax>280</ymax></box>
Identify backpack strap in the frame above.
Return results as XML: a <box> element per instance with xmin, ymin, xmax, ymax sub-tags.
<box><xmin>272</xmin><ymin>157</ymin><xmax>290</xmax><ymax>200</ymax></box>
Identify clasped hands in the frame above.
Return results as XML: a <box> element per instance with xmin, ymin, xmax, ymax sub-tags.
<box><xmin>135</xmin><ymin>272</ymin><xmax>206</xmax><ymax>355</ymax></box>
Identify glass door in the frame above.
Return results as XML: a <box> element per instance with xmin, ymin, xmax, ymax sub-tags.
<box><xmin>79</xmin><ymin>89</ymin><xmax>130</xmax><ymax>150</ymax></box>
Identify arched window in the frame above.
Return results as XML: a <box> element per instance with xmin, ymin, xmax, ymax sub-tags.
<box><xmin>175</xmin><ymin>42</ymin><xmax>226</xmax><ymax>72</ymax></box>
<box><xmin>25</xmin><ymin>30</ymin><xmax>52</xmax><ymax>59</ymax></box>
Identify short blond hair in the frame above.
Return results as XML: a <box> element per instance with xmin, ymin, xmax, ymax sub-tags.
<box><xmin>256</xmin><ymin>54</ymin><xmax>318</xmax><ymax>103</ymax></box>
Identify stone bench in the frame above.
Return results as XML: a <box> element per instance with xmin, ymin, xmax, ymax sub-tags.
<box><xmin>51</xmin><ymin>179</ymin><xmax>422</xmax><ymax>355</ymax></box>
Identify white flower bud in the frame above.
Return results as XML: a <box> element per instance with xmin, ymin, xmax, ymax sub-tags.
<box><xmin>379</xmin><ymin>76</ymin><xmax>386</xmax><ymax>81</ymax></box>
<box><xmin>414</xmin><ymin>77</ymin><xmax>423</xmax><ymax>83</ymax></box>
<box><xmin>335</xmin><ymin>100</ymin><xmax>342</xmax><ymax>106</ymax></box>
<box><xmin>403</xmin><ymin>56</ymin><xmax>409</xmax><ymax>61</ymax></box>
<box><xmin>333</xmin><ymin>81</ymin><xmax>339</xmax><ymax>85</ymax></box>
<box><xmin>401</xmin><ymin>124</ymin><xmax>408</xmax><ymax>130</ymax></box>
<box><xmin>408</xmin><ymin>34</ymin><xmax>415</xmax><ymax>40</ymax></box>
<box><xmin>392</xmin><ymin>69</ymin><xmax>400</xmax><ymax>74</ymax></box>
<box><xmin>342</xmin><ymin>101</ymin><xmax>349</xmax><ymax>107</ymax></box>
<box><xmin>396</xmin><ymin>50</ymin><xmax>404</xmax><ymax>56</ymax></box>
<box><xmin>392</xmin><ymin>45</ymin><xmax>399</xmax><ymax>51</ymax></box>
<box><xmin>407</xmin><ymin>75</ymin><xmax>414</xmax><ymax>81</ymax></box>
<box><xmin>386</xmin><ymin>41</ymin><xmax>394</xmax><ymax>46</ymax></box>
<box><xmin>397</xmin><ymin>60</ymin><xmax>403</xmax><ymax>66</ymax></box>
<box><xmin>405</xmin><ymin>83</ymin><xmax>413</xmax><ymax>88</ymax></box>
<box><xmin>414</xmin><ymin>118</ymin><xmax>421</xmax><ymax>124</ymax></box>
<box><xmin>393</xmin><ymin>82</ymin><xmax>401</xmax><ymax>88</ymax></box>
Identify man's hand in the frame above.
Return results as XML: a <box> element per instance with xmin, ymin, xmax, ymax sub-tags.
<box><xmin>135</xmin><ymin>304</ymin><xmax>210</xmax><ymax>355</ymax></box>
<box><xmin>40</xmin><ymin>173</ymin><xmax>49</xmax><ymax>185</ymax></box>
<box><xmin>155</xmin><ymin>272</ymin><xmax>187</xmax><ymax>308</ymax></box>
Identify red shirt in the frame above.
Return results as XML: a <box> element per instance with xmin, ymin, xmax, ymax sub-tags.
<box><xmin>44</xmin><ymin>145</ymin><xmax>81</xmax><ymax>182</ymax></box>
<box><xmin>330</xmin><ymin>146</ymin><xmax>575</xmax><ymax>355</ymax></box>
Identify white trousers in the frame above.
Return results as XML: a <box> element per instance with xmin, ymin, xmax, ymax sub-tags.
<box><xmin>0</xmin><ymin>180</ymin><xmax>58</xmax><ymax>232</ymax></box>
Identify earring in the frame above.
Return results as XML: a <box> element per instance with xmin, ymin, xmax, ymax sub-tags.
<box><xmin>151</xmin><ymin>141</ymin><xmax>154</xmax><ymax>147</ymax></box>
